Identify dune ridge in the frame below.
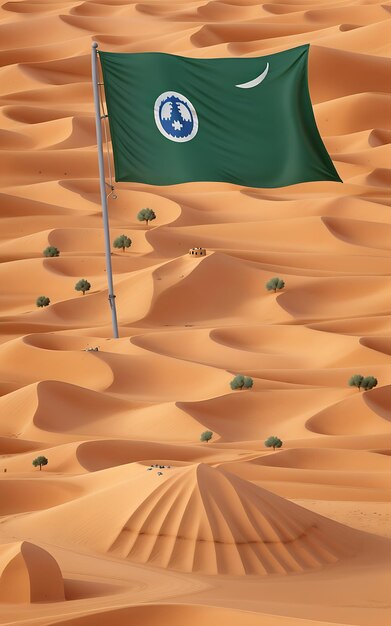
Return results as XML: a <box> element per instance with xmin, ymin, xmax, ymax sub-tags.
<box><xmin>0</xmin><ymin>541</ymin><xmax>64</xmax><ymax>604</ymax></box>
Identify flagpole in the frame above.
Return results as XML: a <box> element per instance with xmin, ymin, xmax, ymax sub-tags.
<box><xmin>91</xmin><ymin>42</ymin><xmax>119</xmax><ymax>339</ymax></box>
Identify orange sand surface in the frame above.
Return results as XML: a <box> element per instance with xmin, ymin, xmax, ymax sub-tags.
<box><xmin>1</xmin><ymin>0</ymin><xmax>391</xmax><ymax>624</ymax></box>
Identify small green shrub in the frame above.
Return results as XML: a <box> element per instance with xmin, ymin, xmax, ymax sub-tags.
<box><xmin>75</xmin><ymin>279</ymin><xmax>91</xmax><ymax>295</ymax></box>
<box><xmin>264</xmin><ymin>436</ymin><xmax>283</xmax><ymax>450</ymax></box>
<box><xmin>361</xmin><ymin>376</ymin><xmax>378</xmax><ymax>391</ymax></box>
<box><xmin>266</xmin><ymin>277</ymin><xmax>285</xmax><ymax>292</ymax></box>
<box><xmin>36</xmin><ymin>296</ymin><xmax>50</xmax><ymax>307</ymax></box>
<box><xmin>137</xmin><ymin>208</ymin><xmax>156</xmax><ymax>226</ymax></box>
<box><xmin>32</xmin><ymin>455</ymin><xmax>48</xmax><ymax>471</ymax></box>
<box><xmin>230</xmin><ymin>375</ymin><xmax>244</xmax><ymax>389</ymax></box>
<box><xmin>348</xmin><ymin>374</ymin><xmax>364</xmax><ymax>391</ymax></box>
<box><xmin>230</xmin><ymin>374</ymin><xmax>253</xmax><ymax>390</ymax></box>
<box><xmin>200</xmin><ymin>430</ymin><xmax>213</xmax><ymax>443</ymax></box>
<box><xmin>43</xmin><ymin>246</ymin><xmax>60</xmax><ymax>257</ymax></box>
<box><xmin>113</xmin><ymin>235</ymin><xmax>132</xmax><ymax>252</ymax></box>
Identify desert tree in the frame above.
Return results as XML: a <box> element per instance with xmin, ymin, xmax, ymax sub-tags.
<box><xmin>137</xmin><ymin>208</ymin><xmax>156</xmax><ymax>226</ymax></box>
<box><xmin>75</xmin><ymin>279</ymin><xmax>91</xmax><ymax>295</ymax></box>
<box><xmin>32</xmin><ymin>456</ymin><xmax>48</xmax><ymax>471</ymax></box>
<box><xmin>230</xmin><ymin>374</ymin><xmax>253</xmax><ymax>390</ymax></box>
<box><xmin>266</xmin><ymin>277</ymin><xmax>285</xmax><ymax>293</ymax></box>
<box><xmin>264</xmin><ymin>436</ymin><xmax>283</xmax><ymax>451</ymax></box>
<box><xmin>36</xmin><ymin>296</ymin><xmax>50</xmax><ymax>308</ymax></box>
<box><xmin>200</xmin><ymin>430</ymin><xmax>213</xmax><ymax>443</ymax></box>
<box><xmin>113</xmin><ymin>234</ymin><xmax>132</xmax><ymax>252</ymax></box>
<box><xmin>348</xmin><ymin>374</ymin><xmax>364</xmax><ymax>391</ymax></box>
<box><xmin>43</xmin><ymin>246</ymin><xmax>60</xmax><ymax>257</ymax></box>
<box><xmin>230</xmin><ymin>375</ymin><xmax>244</xmax><ymax>389</ymax></box>
<box><xmin>361</xmin><ymin>376</ymin><xmax>378</xmax><ymax>391</ymax></box>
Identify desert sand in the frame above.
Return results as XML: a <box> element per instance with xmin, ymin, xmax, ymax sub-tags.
<box><xmin>0</xmin><ymin>0</ymin><xmax>391</xmax><ymax>624</ymax></box>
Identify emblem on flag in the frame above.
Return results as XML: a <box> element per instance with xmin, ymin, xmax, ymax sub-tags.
<box><xmin>154</xmin><ymin>91</ymin><xmax>198</xmax><ymax>142</ymax></box>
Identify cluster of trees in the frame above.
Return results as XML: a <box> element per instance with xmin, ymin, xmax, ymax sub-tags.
<box><xmin>37</xmin><ymin>208</ymin><xmax>156</xmax><ymax>307</ymax></box>
<box><xmin>230</xmin><ymin>374</ymin><xmax>253</xmax><ymax>390</ymax></box>
<box><xmin>348</xmin><ymin>374</ymin><xmax>378</xmax><ymax>391</ymax></box>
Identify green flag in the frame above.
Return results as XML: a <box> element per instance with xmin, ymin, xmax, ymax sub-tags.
<box><xmin>99</xmin><ymin>45</ymin><xmax>341</xmax><ymax>188</ymax></box>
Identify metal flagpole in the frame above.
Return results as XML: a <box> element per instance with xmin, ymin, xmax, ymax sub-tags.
<box><xmin>91</xmin><ymin>42</ymin><xmax>119</xmax><ymax>338</ymax></box>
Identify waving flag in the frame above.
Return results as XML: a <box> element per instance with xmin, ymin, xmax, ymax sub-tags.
<box><xmin>99</xmin><ymin>45</ymin><xmax>341</xmax><ymax>188</ymax></box>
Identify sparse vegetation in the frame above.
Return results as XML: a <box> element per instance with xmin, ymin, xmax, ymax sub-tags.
<box><xmin>243</xmin><ymin>377</ymin><xmax>253</xmax><ymax>389</ymax></box>
<box><xmin>230</xmin><ymin>374</ymin><xmax>253</xmax><ymax>390</ymax></box>
<box><xmin>113</xmin><ymin>234</ymin><xmax>132</xmax><ymax>252</ymax></box>
<box><xmin>348</xmin><ymin>374</ymin><xmax>378</xmax><ymax>391</ymax></box>
<box><xmin>36</xmin><ymin>296</ymin><xmax>50</xmax><ymax>307</ymax></box>
<box><xmin>361</xmin><ymin>376</ymin><xmax>378</xmax><ymax>391</ymax></box>
<box><xmin>266</xmin><ymin>277</ymin><xmax>285</xmax><ymax>293</ymax></box>
<box><xmin>137</xmin><ymin>208</ymin><xmax>156</xmax><ymax>226</ymax></box>
<box><xmin>264</xmin><ymin>436</ymin><xmax>283</xmax><ymax>450</ymax></box>
<box><xmin>75</xmin><ymin>279</ymin><xmax>91</xmax><ymax>295</ymax></box>
<box><xmin>200</xmin><ymin>430</ymin><xmax>213</xmax><ymax>443</ymax></box>
<box><xmin>348</xmin><ymin>374</ymin><xmax>364</xmax><ymax>391</ymax></box>
<box><xmin>43</xmin><ymin>246</ymin><xmax>60</xmax><ymax>257</ymax></box>
<box><xmin>32</xmin><ymin>456</ymin><xmax>48</xmax><ymax>471</ymax></box>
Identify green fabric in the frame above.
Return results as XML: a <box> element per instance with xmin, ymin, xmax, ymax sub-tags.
<box><xmin>99</xmin><ymin>45</ymin><xmax>341</xmax><ymax>188</ymax></box>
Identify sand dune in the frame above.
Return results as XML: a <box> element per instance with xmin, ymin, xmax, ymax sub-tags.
<box><xmin>142</xmin><ymin>252</ymin><xmax>293</xmax><ymax>325</ymax></box>
<box><xmin>278</xmin><ymin>275</ymin><xmax>391</xmax><ymax>320</ymax></box>
<box><xmin>108</xmin><ymin>463</ymin><xmax>358</xmax><ymax>574</ymax></box>
<box><xmin>0</xmin><ymin>338</ymin><xmax>112</xmax><ymax>388</ymax></box>
<box><xmin>361</xmin><ymin>336</ymin><xmax>391</xmax><ymax>356</ymax></box>
<box><xmin>0</xmin><ymin>541</ymin><xmax>64</xmax><ymax>603</ymax></box>
<box><xmin>75</xmin><ymin>438</ymin><xmax>215</xmax><ymax>470</ymax></box>
<box><xmin>180</xmin><ymin>387</ymin><xmax>349</xmax><ymax>441</ymax></box>
<box><xmin>307</xmin><ymin>386</ymin><xmax>391</xmax><ymax>436</ymax></box>
<box><xmin>0</xmin><ymin>477</ymin><xmax>81</xmax><ymax>514</ymax></box>
<box><xmin>191</xmin><ymin>23</ymin><xmax>326</xmax><ymax>48</ymax></box>
<box><xmin>4</xmin><ymin>463</ymin><xmax>364</xmax><ymax>575</ymax></box>
<box><xmin>310</xmin><ymin>315</ymin><xmax>391</xmax><ymax>336</ymax></box>
<box><xmin>323</xmin><ymin>215</ymin><xmax>391</xmax><ymax>250</ymax></box>
<box><xmin>42</xmin><ymin>604</ymin><xmax>341</xmax><ymax>626</ymax></box>
<box><xmin>1</xmin><ymin>0</ymin><xmax>391</xmax><ymax>623</ymax></box>
<box><xmin>255</xmin><ymin>447</ymin><xmax>391</xmax><ymax>471</ymax></box>
<box><xmin>315</xmin><ymin>93</ymin><xmax>391</xmax><ymax>137</ymax></box>
<box><xmin>133</xmin><ymin>324</ymin><xmax>391</xmax><ymax>377</ymax></box>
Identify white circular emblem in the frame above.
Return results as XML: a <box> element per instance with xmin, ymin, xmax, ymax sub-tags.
<box><xmin>154</xmin><ymin>91</ymin><xmax>198</xmax><ymax>143</ymax></box>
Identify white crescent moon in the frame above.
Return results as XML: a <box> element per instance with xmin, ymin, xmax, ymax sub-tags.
<box><xmin>235</xmin><ymin>63</ymin><xmax>269</xmax><ymax>89</ymax></box>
